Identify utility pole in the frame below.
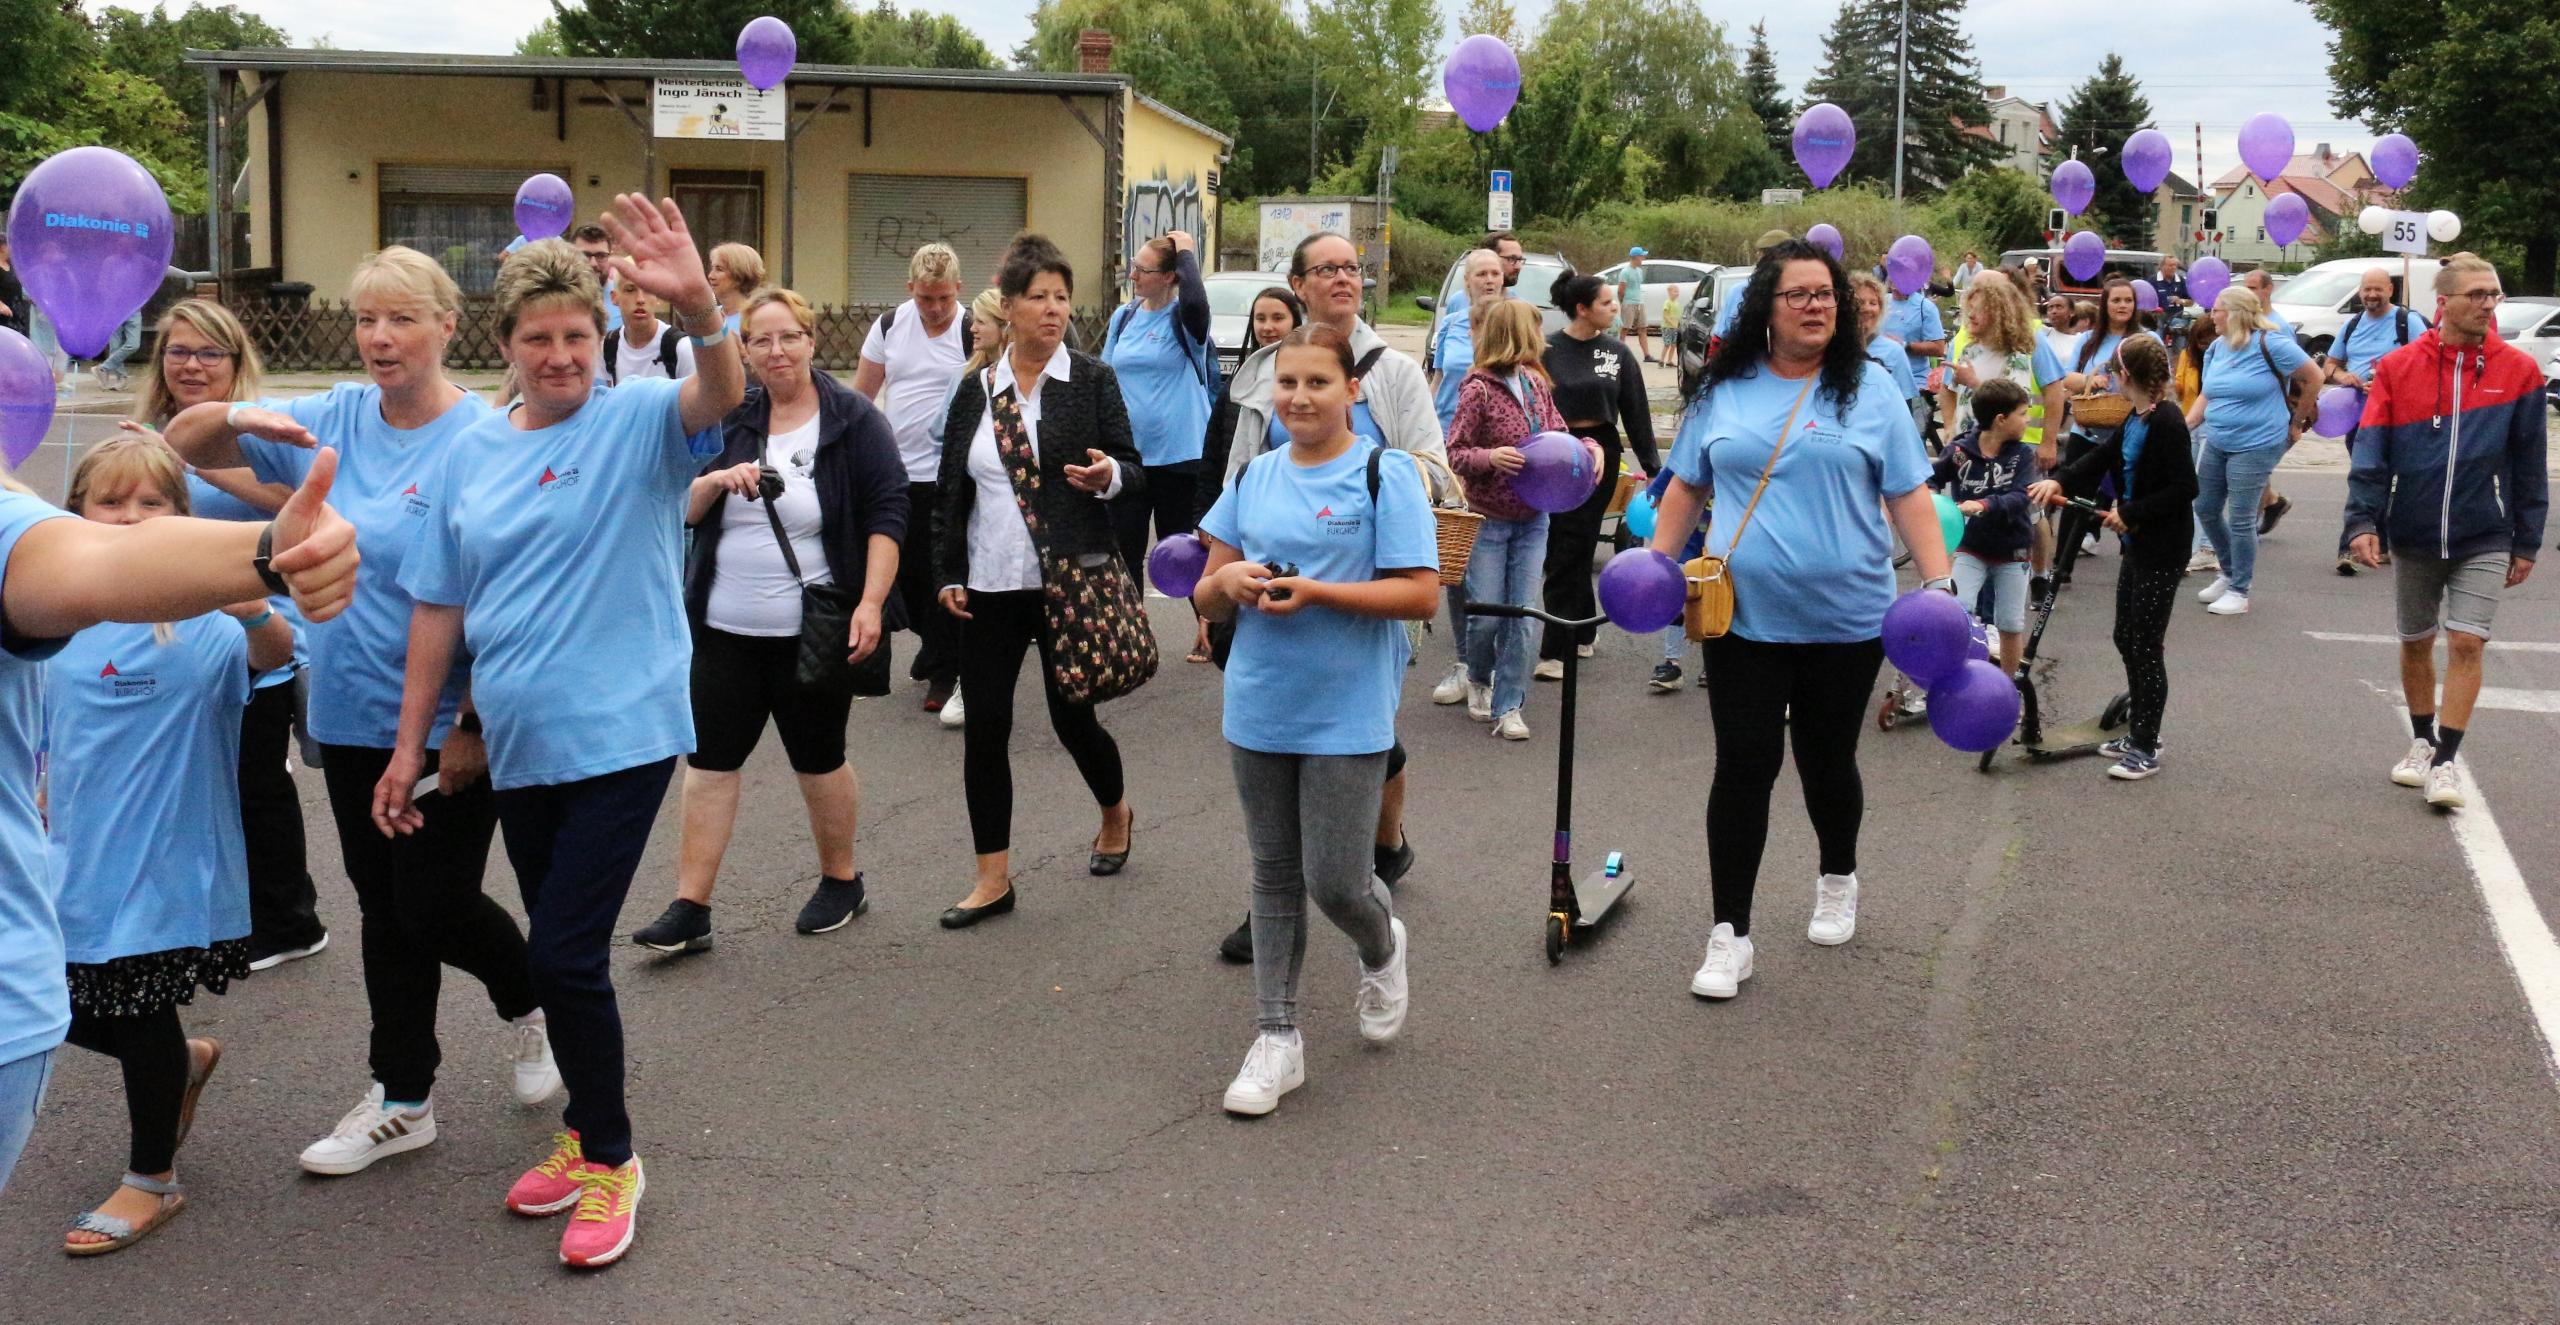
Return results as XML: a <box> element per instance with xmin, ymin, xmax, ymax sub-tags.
<box><xmin>1892</xmin><ymin>0</ymin><xmax>1910</xmax><ymax>205</ymax></box>
<box><xmin>1309</xmin><ymin>52</ymin><xmax>1320</xmax><ymax>190</ymax></box>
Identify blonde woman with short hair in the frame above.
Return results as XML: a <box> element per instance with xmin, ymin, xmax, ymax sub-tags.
<box><xmin>2186</xmin><ymin>285</ymin><xmax>2323</xmax><ymax>616</ymax></box>
<box><xmin>708</xmin><ymin>241</ymin><xmax>765</xmax><ymax>333</ymax></box>
<box><xmin>1444</xmin><ymin>298</ymin><xmax>1598</xmax><ymax>739</ymax></box>
<box><xmin>852</xmin><ymin>243</ymin><xmax>971</xmax><ymax>713</ymax></box>
<box><xmin>163</xmin><ymin>244</ymin><xmax>560</xmax><ymax>1183</ymax></box>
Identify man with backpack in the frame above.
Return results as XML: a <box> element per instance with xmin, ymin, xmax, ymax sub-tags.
<box><xmin>2324</xmin><ymin>267</ymin><xmax>2430</xmax><ymax>574</ymax></box>
<box><xmin>601</xmin><ymin>281</ymin><xmax>694</xmax><ymax>385</ymax></box>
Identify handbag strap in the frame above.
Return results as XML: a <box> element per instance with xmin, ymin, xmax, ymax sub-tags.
<box><xmin>753</xmin><ymin>431</ymin><xmax>813</xmax><ymax>588</ymax></box>
<box><xmin>1718</xmin><ymin>373</ymin><xmax>1816</xmax><ymax>561</ymax></box>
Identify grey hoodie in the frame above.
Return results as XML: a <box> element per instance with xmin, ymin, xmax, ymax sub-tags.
<box><xmin>1221</xmin><ymin>318</ymin><xmax>1454</xmax><ymax>501</ymax></box>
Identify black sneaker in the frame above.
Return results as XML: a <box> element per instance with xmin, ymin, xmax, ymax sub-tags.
<box><xmin>795</xmin><ymin>875</ymin><xmax>868</xmax><ymax>935</ymax></box>
<box><xmin>632</xmin><ymin>899</ymin><xmax>713</xmax><ymax>954</ymax></box>
<box><xmin>246</xmin><ymin>929</ymin><xmax>330</xmax><ymax>973</ymax></box>
<box><xmin>1217</xmin><ymin>916</ymin><xmax>1253</xmax><ymax>963</ymax></box>
<box><xmin>2258</xmin><ymin>495</ymin><xmax>2292</xmax><ymax>535</ymax></box>
<box><xmin>1648</xmin><ymin>660</ymin><xmax>1683</xmax><ymax>693</ymax></box>
<box><xmin>1374</xmin><ymin>837</ymin><xmax>1417</xmax><ymax>889</ymax></box>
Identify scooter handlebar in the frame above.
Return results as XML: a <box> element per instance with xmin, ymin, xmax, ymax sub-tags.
<box><xmin>1463</xmin><ymin>602</ymin><xmax>1610</xmax><ymax>631</ymax></box>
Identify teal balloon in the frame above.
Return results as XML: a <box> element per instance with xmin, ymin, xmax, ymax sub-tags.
<box><xmin>1622</xmin><ymin>490</ymin><xmax>1656</xmax><ymax>540</ymax></box>
<box><xmin>1933</xmin><ymin>492</ymin><xmax>1964</xmax><ymax>557</ymax></box>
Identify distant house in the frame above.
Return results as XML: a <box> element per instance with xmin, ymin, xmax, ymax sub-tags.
<box><xmin>2207</xmin><ymin>143</ymin><xmax>2399</xmax><ymax>266</ymax></box>
<box><xmin>1954</xmin><ymin>87</ymin><xmax>2057</xmax><ymax>180</ymax></box>
<box><xmin>2148</xmin><ymin>171</ymin><xmax>2209</xmax><ymax>262</ymax></box>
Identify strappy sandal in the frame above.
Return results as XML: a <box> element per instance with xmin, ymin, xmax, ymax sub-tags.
<box><xmin>64</xmin><ymin>1173</ymin><xmax>186</xmax><ymax>1256</ymax></box>
<box><xmin>173</xmin><ymin>1037</ymin><xmax>222</xmax><ymax>1152</ymax></box>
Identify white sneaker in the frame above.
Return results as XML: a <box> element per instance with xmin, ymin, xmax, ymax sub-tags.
<box><xmin>2081</xmin><ymin>533</ymin><xmax>2101</xmax><ymax>554</ymax></box>
<box><xmin>1355</xmin><ymin>917</ymin><xmax>1409</xmax><ymax>1042</ymax></box>
<box><xmin>2196</xmin><ymin>574</ymin><xmax>2232</xmax><ymax>604</ymax></box>
<box><xmin>938</xmin><ymin>685</ymin><xmax>965</xmax><ymax>729</ymax></box>
<box><xmin>2390</xmin><ymin>737</ymin><xmax>2436</xmax><ymax>787</ymax></box>
<box><xmin>1533</xmin><ymin>658</ymin><xmax>1565</xmax><ymax>681</ymax></box>
<box><xmin>1430</xmin><ymin>663</ymin><xmax>1470</xmax><ymax>705</ymax></box>
<box><xmin>1688</xmin><ymin>923</ymin><xmax>1755</xmax><ymax>999</ymax></box>
<box><xmin>2205</xmin><ymin>591</ymin><xmax>2250</xmax><ymax>616</ymax></box>
<box><xmin>1576</xmin><ymin>643</ymin><xmax>1595</xmax><ymax>658</ymax></box>
<box><xmin>1221</xmin><ymin>1032</ymin><xmax>1306</xmax><ymax>1116</ymax></box>
<box><xmin>1494</xmin><ymin>710</ymin><xmax>1530</xmax><ymax>741</ymax></box>
<box><xmin>511</xmin><ymin>1014</ymin><xmax>562</xmax><ymax>1105</ymax></box>
<box><xmin>298</xmin><ymin>1084</ymin><xmax>437</xmax><ymax>1176</ymax></box>
<box><xmin>2185</xmin><ymin>548</ymin><xmax>2220</xmax><ymax>574</ymax></box>
<box><xmin>2425</xmin><ymin>760</ymin><xmax>2465</xmax><ymax>809</ymax></box>
<box><xmin>1466</xmin><ymin>682</ymin><xmax>1493</xmax><ymax>722</ymax></box>
<box><xmin>1808</xmin><ymin>873</ymin><xmax>1859</xmax><ymax>946</ymax></box>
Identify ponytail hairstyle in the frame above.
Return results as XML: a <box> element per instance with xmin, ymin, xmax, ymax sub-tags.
<box><xmin>1549</xmin><ymin>269</ymin><xmax>1607</xmax><ymax>323</ymax></box>
<box><xmin>961</xmin><ymin>287</ymin><xmax>1008</xmax><ymax>375</ymax></box>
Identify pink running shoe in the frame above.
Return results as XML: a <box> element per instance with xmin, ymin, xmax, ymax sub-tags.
<box><xmin>557</xmin><ymin>1156</ymin><xmax>645</xmax><ymax>1269</ymax></box>
<box><xmin>505</xmin><ymin>1131</ymin><xmax>585</xmax><ymax>1216</ymax></box>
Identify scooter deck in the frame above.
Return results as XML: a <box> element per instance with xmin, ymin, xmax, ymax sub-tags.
<box><xmin>1571</xmin><ymin>860</ymin><xmax>1637</xmax><ymax>929</ymax></box>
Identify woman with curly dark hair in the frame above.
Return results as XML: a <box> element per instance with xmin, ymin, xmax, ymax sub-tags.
<box><xmin>1644</xmin><ymin>240</ymin><xmax>1952</xmax><ymax>1003</ymax></box>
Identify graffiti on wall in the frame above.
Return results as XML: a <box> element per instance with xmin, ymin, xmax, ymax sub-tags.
<box><xmin>1124</xmin><ymin>169</ymin><xmax>1205</xmax><ymax>274</ymax></box>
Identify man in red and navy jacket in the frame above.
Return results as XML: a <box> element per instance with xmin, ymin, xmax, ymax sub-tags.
<box><xmin>2343</xmin><ymin>253</ymin><xmax>2547</xmax><ymax>810</ymax></box>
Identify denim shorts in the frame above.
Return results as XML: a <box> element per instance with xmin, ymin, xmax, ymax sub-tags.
<box><xmin>1954</xmin><ymin>551</ymin><xmax>2030</xmax><ymax>635</ymax></box>
<box><xmin>2396</xmin><ymin>551</ymin><xmax>2510</xmax><ymax>641</ymax></box>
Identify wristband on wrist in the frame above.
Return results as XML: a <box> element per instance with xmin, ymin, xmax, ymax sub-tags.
<box><xmin>689</xmin><ymin>319</ymin><xmax>730</xmax><ymax>348</ymax></box>
<box><xmin>252</xmin><ymin>523</ymin><xmax>290</xmax><ymax>595</ymax></box>
<box><xmin>239</xmin><ymin>608</ymin><xmax>274</xmax><ymax>630</ymax></box>
<box><xmin>226</xmin><ymin>400</ymin><xmax>254</xmax><ymax>431</ymax></box>
<box><xmin>1923</xmin><ymin>575</ymin><xmax>1957</xmax><ymax>594</ymax></box>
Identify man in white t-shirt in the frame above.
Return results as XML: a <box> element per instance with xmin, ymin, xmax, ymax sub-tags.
<box><xmin>852</xmin><ymin>242</ymin><xmax>969</xmax><ymax>713</ymax></box>
<box><xmin>602</xmin><ymin>280</ymin><xmax>695</xmax><ymax>385</ymax></box>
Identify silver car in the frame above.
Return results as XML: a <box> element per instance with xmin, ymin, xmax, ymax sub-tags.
<box><xmin>1202</xmin><ymin>271</ymin><xmax>1291</xmax><ymax>375</ymax></box>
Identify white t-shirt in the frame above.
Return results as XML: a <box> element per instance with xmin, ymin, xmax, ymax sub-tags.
<box><xmin>608</xmin><ymin>323</ymin><xmax>696</xmax><ymax>385</ymax></box>
<box><xmin>860</xmin><ymin>299</ymin><xmax>967</xmax><ymax>483</ymax></box>
<box><xmin>706</xmin><ymin>415</ymin><xmax>830</xmax><ymax>637</ymax></box>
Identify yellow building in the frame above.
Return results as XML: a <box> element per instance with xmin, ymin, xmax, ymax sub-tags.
<box><xmin>184</xmin><ymin>48</ymin><xmax>1230</xmax><ymax>311</ymax></box>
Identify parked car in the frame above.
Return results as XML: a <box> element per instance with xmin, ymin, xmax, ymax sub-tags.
<box><xmin>1673</xmin><ymin>267</ymin><xmax>1755</xmax><ymax>398</ymax></box>
<box><xmin>2269</xmin><ymin>256</ymin><xmax>2445</xmax><ymax>356</ymax></box>
<box><xmin>1997</xmin><ymin>247</ymin><xmax>2166</xmax><ymax>303</ymax></box>
<box><xmin>1593</xmin><ymin>259</ymin><xmax>1717</xmax><ymax>336</ymax></box>
<box><xmin>1201</xmin><ymin>270</ymin><xmax>1290</xmax><ymax>375</ymax></box>
<box><xmin>1416</xmin><ymin>250</ymin><xmax>1575</xmax><ymax>359</ymax></box>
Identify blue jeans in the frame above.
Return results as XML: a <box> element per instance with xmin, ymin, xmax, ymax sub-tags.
<box><xmin>0</xmin><ymin>1048</ymin><xmax>53</xmax><ymax>1195</ymax></box>
<box><xmin>2194</xmin><ymin>442</ymin><xmax>2283</xmax><ymax>594</ymax></box>
<box><xmin>1463</xmin><ymin>513</ymin><xmax>1548</xmax><ymax>718</ymax></box>
<box><xmin>99</xmin><ymin>313</ymin><xmax>143</xmax><ymax>372</ymax></box>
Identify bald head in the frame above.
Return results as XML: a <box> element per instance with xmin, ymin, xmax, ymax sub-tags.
<box><xmin>2359</xmin><ymin>267</ymin><xmax>2395</xmax><ymax>314</ymax></box>
<box><xmin>1460</xmin><ymin>248</ymin><xmax>1505</xmax><ymax>306</ymax></box>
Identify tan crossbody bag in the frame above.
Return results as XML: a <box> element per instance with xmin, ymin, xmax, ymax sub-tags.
<box><xmin>1685</xmin><ymin>375</ymin><xmax>1816</xmax><ymax>641</ymax></box>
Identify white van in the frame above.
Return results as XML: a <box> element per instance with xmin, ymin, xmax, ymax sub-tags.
<box><xmin>2270</xmin><ymin>256</ymin><xmax>2443</xmax><ymax>356</ymax></box>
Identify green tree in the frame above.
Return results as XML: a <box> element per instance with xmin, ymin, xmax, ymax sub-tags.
<box><xmin>1741</xmin><ymin>21</ymin><xmax>1789</xmax><ymax>164</ymax></box>
<box><xmin>1931</xmin><ymin>166</ymin><xmax>2047</xmax><ymax>252</ymax></box>
<box><xmin>0</xmin><ymin>0</ymin><xmax>205</xmax><ymax>205</ymax></box>
<box><xmin>2308</xmin><ymin>0</ymin><xmax>2560</xmax><ymax>293</ymax></box>
<box><xmin>1019</xmin><ymin>0</ymin><xmax>1315</xmax><ymax>195</ymax></box>
<box><xmin>516</xmin><ymin>17</ymin><xmax>567</xmax><ymax>55</ymax></box>
<box><xmin>2046</xmin><ymin>54</ymin><xmax>2155</xmax><ymax>246</ymax></box>
<box><xmin>1309</xmin><ymin>0</ymin><xmax>1441</xmax><ymax>157</ymax></box>
<box><xmin>839</xmin><ymin>2</ymin><xmax>996</xmax><ymax>68</ymax></box>
<box><xmin>1801</xmin><ymin>0</ymin><xmax>1990</xmax><ymax>194</ymax></box>
<box><xmin>552</xmin><ymin>0</ymin><xmax>855</xmax><ymax>64</ymax></box>
<box><xmin>1455</xmin><ymin>0</ymin><xmax>1520</xmax><ymax>44</ymax></box>
<box><xmin>92</xmin><ymin>3</ymin><xmax>289</xmax><ymax>198</ymax></box>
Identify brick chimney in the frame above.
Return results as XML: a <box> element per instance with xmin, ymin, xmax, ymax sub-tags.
<box><xmin>1985</xmin><ymin>84</ymin><xmax>2005</xmax><ymax>100</ymax></box>
<box><xmin>1077</xmin><ymin>29</ymin><xmax>1114</xmax><ymax>74</ymax></box>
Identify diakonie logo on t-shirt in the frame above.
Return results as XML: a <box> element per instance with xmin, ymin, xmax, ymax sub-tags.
<box><xmin>96</xmin><ymin>658</ymin><xmax>159</xmax><ymax>700</ymax></box>
<box><xmin>537</xmin><ymin>466</ymin><xmax>583</xmax><ymax>492</ymax></box>
<box><xmin>1315</xmin><ymin>504</ymin><xmax>1364</xmax><ymax>537</ymax></box>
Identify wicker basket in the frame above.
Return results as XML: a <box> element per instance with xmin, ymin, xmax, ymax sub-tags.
<box><xmin>1399</xmin><ymin>450</ymin><xmax>1481</xmax><ymax>587</ymax></box>
<box><xmin>1604</xmin><ymin>471</ymin><xmax>1643</xmax><ymax>517</ymax></box>
<box><xmin>2068</xmin><ymin>390</ymin><xmax>2133</xmax><ymax>429</ymax></box>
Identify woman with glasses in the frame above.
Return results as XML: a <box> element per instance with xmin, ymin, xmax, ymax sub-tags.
<box><xmin>2187</xmin><ymin>286</ymin><xmax>2322</xmax><ymax>618</ymax></box>
<box><xmin>628</xmin><ymin>288</ymin><xmax>908</xmax><ymax>955</ymax></box>
<box><xmin>1103</xmin><ymin>230</ymin><xmax>1215</xmax><ymax>589</ymax></box>
<box><xmin>125</xmin><ymin>300</ymin><xmax>329</xmax><ymax>975</ymax></box>
<box><xmin>1645</xmin><ymin>241</ymin><xmax>1951</xmax><ymax>1003</ymax></box>
<box><xmin>163</xmin><ymin>250</ymin><xmax>560</xmax><ymax>1180</ymax></box>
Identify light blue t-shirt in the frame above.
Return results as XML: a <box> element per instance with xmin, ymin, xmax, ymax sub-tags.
<box><xmin>2336</xmin><ymin>305</ymin><xmax>2427</xmax><ymax>380</ymax></box>
<box><xmin>1715</xmin><ymin>294</ymin><xmax>1742</xmax><ymax>338</ymax></box>
<box><xmin>1882</xmin><ymin>293</ymin><xmax>1946</xmax><ymax>381</ymax></box>
<box><xmin>1431</xmin><ymin>305</ymin><xmax>1474</xmax><ymax>431</ymax></box>
<box><xmin>238</xmin><ymin>383</ymin><xmax>488</xmax><ymax>749</ymax></box>
<box><xmin>1102</xmin><ymin>300</ymin><xmax>1211</xmax><ymax>466</ymax></box>
<box><xmin>45</xmin><ymin>614</ymin><xmax>253</xmax><ymax>963</ymax></box>
<box><xmin>1668</xmin><ymin>361</ymin><xmax>1932</xmax><ymax>644</ymax></box>
<box><xmin>1200</xmin><ymin>443</ymin><xmax>1439</xmax><ymax>756</ymax></box>
<box><xmin>0</xmin><ymin>492</ymin><xmax>74</xmax><ymax>1066</ymax></box>
<box><xmin>399</xmin><ymin>378</ymin><xmax>718</xmax><ymax>790</ymax></box>
<box><xmin>183</xmin><ymin>472</ymin><xmax>304</xmax><ymax>691</ymax></box>
<box><xmin>2202</xmin><ymin>330</ymin><xmax>2311</xmax><ymax>452</ymax></box>
<box><xmin>1865</xmin><ymin>334</ymin><xmax>1919</xmax><ymax>400</ymax></box>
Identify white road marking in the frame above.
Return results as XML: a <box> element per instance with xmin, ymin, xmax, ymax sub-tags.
<box><xmin>2477</xmin><ymin>688</ymin><xmax>2560</xmax><ymax>714</ymax></box>
<box><xmin>2396</xmin><ymin>708</ymin><xmax>2560</xmax><ymax>1087</ymax></box>
<box><xmin>2308</xmin><ymin>631</ymin><xmax>2560</xmax><ymax>654</ymax></box>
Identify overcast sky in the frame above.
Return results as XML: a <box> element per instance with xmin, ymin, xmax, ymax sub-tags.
<box><xmin>105</xmin><ymin>0</ymin><xmax>2368</xmax><ymax>185</ymax></box>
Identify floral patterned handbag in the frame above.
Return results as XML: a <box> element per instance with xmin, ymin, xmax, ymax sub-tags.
<box><xmin>988</xmin><ymin>382</ymin><xmax>1159</xmax><ymax>706</ymax></box>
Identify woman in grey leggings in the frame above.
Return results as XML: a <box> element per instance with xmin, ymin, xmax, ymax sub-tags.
<box><xmin>1193</xmin><ymin>324</ymin><xmax>1442</xmax><ymax>1116</ymax></box>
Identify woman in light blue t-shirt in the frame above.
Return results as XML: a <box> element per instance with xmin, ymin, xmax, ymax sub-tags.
<box><xmin>2187</xmin><ymin>286</ymin><xmax>2322</xmax><ymax>616</ymax></box>
<box><xmin>1194</xmin><ymin>324</ymin><xmax>1440</xmax><ymax>1118</ymax></box>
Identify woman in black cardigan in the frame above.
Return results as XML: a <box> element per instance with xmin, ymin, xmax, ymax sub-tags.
<box><xmin>631</xmin><ymin>288</ymin><xmax>910</xmax><ymax>955</ymax></box>
<box><xmin>933</xmin><ymin>237</ymin><xmax>1146</xmax><ymax>928</ymax></box>
<box><xmin>2031</xmin><ymin>333</ymin><xmax>2198</xmax><ymax>781</ymax></box>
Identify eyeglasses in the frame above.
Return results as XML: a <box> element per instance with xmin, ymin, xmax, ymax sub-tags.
<box><xmin>161</xmin><ymin>346</ymin><xmax>235</xmax><ymax>366</ymax></box>
<box><xmin>743</xmin><ymin>331</ymin><xmax>812</xmax><ymax>352</ymax></box>
<box><xmin>1303</xmin><ymin>262</ymin><xmax>1361</xmax><ymax>280</ymax></box>
<box><xmin>2446</xmin><ymin>289</ymin><xmax>2504</xmax><ymax>307</ymax></box>
<box><xmin>1132</xmin><ymin>264</ymin><xmax>1166</xmax><ymax>277</ymax></box>
<box><xmin>1498</xmin><ymin>253</ymin><xmax>1524</xmax><ymax>266</ymax></box>
<box><xmin>1773</xmin><ymin>287</ymin><xmax>1839</xmax><ymax>310</ymax></box>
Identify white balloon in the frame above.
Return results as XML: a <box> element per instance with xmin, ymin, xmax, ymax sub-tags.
<box><xmin>2358</xmin><ymin>205</ymin><xmax>2389</xmax><ymax>236</ymax></box>
<box><xmin>2427</xmin><ymin>210</ymin><xmax>2462</xmax><ymax>243</ymax></box>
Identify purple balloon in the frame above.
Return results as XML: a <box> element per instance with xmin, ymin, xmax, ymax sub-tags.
<box><xmin>1510</xmin><ymin>430</ymin><xmax>1598</xmax><ymax>514</ymax></box>
<box><xmin>2371</xmin><ymin>133</ymin><xmax>2418</xmax><ymax>192</ymax></box>
<box><xmin>4</xmin><ymin>147</ymin><xmax>175</xmax><ymax>360</ymax></box>
<box><xmin>2122</xmin><ymin>129</ymin><xmax>2173</xmax><ymax>195</ymax></box>
<box><xmin>1597</xmin><ymin>549</ymin><xmax>1686</xmax><ymax>635</ymax></box>
<box><xmin>1927</xmin><ymin>659</ymin><xmax>2021</xmax><ymax>753</ymax></box>
<box><xmin>0</xmin><ymin>329</ymin><xmax>54</xmax><ymax>470</ymax></box>
<box><xmin>1444</xmin><ymin>35</ymin><xmax>1522</xmax><ymax>133</ymax></box>
<box><xmin>2238</xmin><ymin>113</ymin><xmax>2294</xmax><ymax>182</ymax></box>
<box><xmin>1882</xmin><ymin>588</ymin><xmax>1972</xmax><ymax>688</ymax></box>
<box><xmin>1794</xmin><ymin>103</ymin><xmax>1856</xmax><ymax>189</ymax></box>
<box><xmin>1146</xmin><ymin>534</ymin><xmax>1208</xmax><ymax>598</ymax></box>
<box><xmin>2313</xmin><ymin>385</ymin><xmax>2364</xmax><ymax>439</ymax></box>
<box><xmin>2187</xmin><ymin>256</ymin><xmax>2232</xmax><ymax>309</ymax></box>
<box><xmin>514</xmin><ymin>174</ymin><xmax>575</xmax><ymax>243</ymax></box>
<box><xmin>2052</xmin><ymin>160</ymin><xmax>2096</xmax><ymax>217</ymax></box>
<box><xmin>738</xmin><ymin>16</ymin><xmax>798</xmax><ymax>91</ymax></box>
<box><xmin>2264</xmin><ymin>193</ymin><xmax>2310</xmax><ymax>249</ymax></box>
<box><xmin>1886</xmin><ymin>235</ymin><xmax>1933</xmax><ymax>296</ymax></box>
<box><xmin>1806</xmin><ymin>223</ymin><xmax>1844</xmax><ymax>262</ymax></box>
<box><xmin>2132</xmin><ymin>279</ymin><xmax>2160</xmax><ymax>313</ymax></box>
<box><xmin>2062</xmin><ymin>230</ymin><xmax>2105</xmax><ymax>282</ymax></box>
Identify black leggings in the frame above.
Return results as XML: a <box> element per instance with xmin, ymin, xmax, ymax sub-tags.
<box><xmin>2114</xmin><ymin>563</ymin><xmax>2180</xmax><ymax>752</ymax></box>
<box><xmin>1703</xmin><ymin>634</ymin><xmax>1885</xmax><ymax>936</ymax></box>
<box><xmin>686</xmin><ymin>627</ymin><xmax>853</xmax><ymax>774</ymax></box>
<box><xmin>66</xmin><ymin>1005</ymin><xmax>187</xmax><ymax>1175</ymax></box>
<box><xmin>958</xmin><ymin>588</ymin><xmax>1126</xmax><ymax>856</ymax></box>
<box><xmin>1540</xmin><ymin>424</ymin><xmax>1622</xmax><ymax>660</ymax></box>
<box><xmin>1111</xmin><ymin>461</ymin><xmax>1201</xmax><ymax>590</ymax></box>
<box><xmin>897</xmin><ymin>480</ymin><xmax>960</xmax><ymax>686</ymax></box>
